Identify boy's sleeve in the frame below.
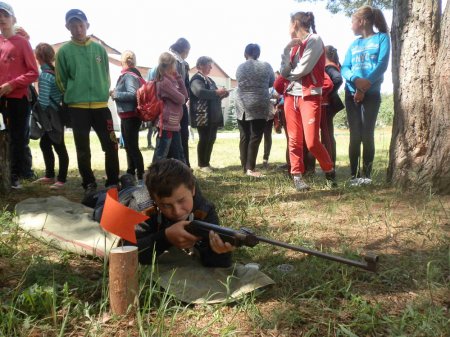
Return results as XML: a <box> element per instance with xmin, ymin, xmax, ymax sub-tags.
<box><xmin>128</xmin><ymin>219</ymin><xmax>172</xmax><ymax>265</ymax></box>
<box><xmin>102</xmin><ymin>47</ymin><xmax>111</xmax><ymax>88</ymax></box>
<box><xmin>195</xmin><ymin>204</ymin><xmax>233</xmax><ymax>268</ymax></box>
<box><xmin>55</xmin><ymin>49</ymin><xmax>67</xmax><ymax>93</ymax></box>
<box><xmin>8</xmin><ymin>39</ymin><xmax>38</xmax><ymax>90</ymax></box>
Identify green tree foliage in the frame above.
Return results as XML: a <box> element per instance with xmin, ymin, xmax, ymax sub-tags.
<box><xmin>295</xmin><ymin>0</ymin><xmax>392</xmax><ymax>16</ymax></box>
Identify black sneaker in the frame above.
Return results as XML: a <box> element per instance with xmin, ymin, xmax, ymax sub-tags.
<box><xmin>84</xmin><ymin>182</ymin><xmax>97</xmax><ymax>196</ymax></box>
<box><xmin>325</xmin><ymin>169</ymin><xmax>338</xmax><ymax>188</ymax></box>
<box><xmin>119</xmin><ymin>174</ymin><xmax>136</xmax><ymax>190</ymax></box>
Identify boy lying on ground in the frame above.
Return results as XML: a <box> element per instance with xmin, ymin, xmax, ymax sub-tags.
<box><xmin>91</xmin><ymin>158</ymin><xmax>234</xmax><ymax>267</ymax></box>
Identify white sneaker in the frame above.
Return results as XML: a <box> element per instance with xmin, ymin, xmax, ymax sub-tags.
<box><xmin>349</xmin><ymin>177</ymin><xmax>363</xmax><ymax>187</ymax></box>
<box><xmin>199</xmin><ymin>166</ymin><xmax>213</xmax><ymax>173</ymax></box>
<box><xmin>246</xmin><ymin>169</ymin><xmax>265</xmax><ymax>178</ymax></box>
<box><xmin>293</xmin><ymin>175</ymin><xmax>310</xmax><ymax>191</ymax></box>
<box><xmin>361</xmin><ymin>178</ymin><xmax>372</xmax><ymax>185</ymax></box>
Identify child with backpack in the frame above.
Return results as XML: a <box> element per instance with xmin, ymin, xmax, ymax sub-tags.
<box><xmin>32</xmin><ymin>43</ymin><xmax>69</xmax><ymax>189</ymax></box>
<box><xmin>110</xmin><ymin>50</ymin><xmax>145</xmax><ymax>183</ymax></box>
<box><xmin>152</xmin><ymin>52</ymin><xmax>188</xmax><ymax>163</ymax></box>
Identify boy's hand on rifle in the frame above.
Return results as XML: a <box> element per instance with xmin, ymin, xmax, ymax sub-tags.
<box><xmin>165</xmin><ymin>221</ymin><xmax>201</xmax><ymax>249</ymax></box>
<box><xmin>209</xmin><ymin>231</ymin><xmax>235</xmax><ymax>254</ymax></box>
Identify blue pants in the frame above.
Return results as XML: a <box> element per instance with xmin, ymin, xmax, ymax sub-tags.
<box><xmin>153</xmin><ymin>129</ymin><xmax>186</xmax><ymax>164</ymax></box>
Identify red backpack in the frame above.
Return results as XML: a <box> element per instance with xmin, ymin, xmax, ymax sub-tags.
<box><xmin>136</xmin><ymin>80</ymin><xmax>164</xmax><ymax>122</ymax></box>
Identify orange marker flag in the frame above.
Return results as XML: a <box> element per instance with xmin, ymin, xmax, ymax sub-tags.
<box><xmin>100</xmin><ymin>188</ymin><xmax>149</xmax><ymax>244</ymax></box>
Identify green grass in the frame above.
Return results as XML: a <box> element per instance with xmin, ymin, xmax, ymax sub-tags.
<box><xmin>0</xmin><ymin>127</ymin><xmax>449</xmax><ymax>336</ymax></box>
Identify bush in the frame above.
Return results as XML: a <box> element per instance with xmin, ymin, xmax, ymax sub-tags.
<box><xmin>334</xmin><ymin>92</ymin><xmax>394</xmax><ymax>129</ymax></box>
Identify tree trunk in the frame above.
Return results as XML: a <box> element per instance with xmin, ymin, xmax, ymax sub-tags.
<box><xmin>415</xmin><ymin>2</ymin><xmax>450</xmax><ymax>193</ymax></box>
<box><xmin>0</xmin><ymin>129</ymin><xmax>10</xmax><ymax>193</ymax></box>
<box><xmin>387</xmin><ymin>0</ymin><xmax>450</xmax><ymax>193</ymax></box>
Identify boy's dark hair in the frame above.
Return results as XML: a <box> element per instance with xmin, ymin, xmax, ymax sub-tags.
<box><xmin>145</xmin><ymin>159</ymin><xmax>195</xmax><ymax>198</ymax></box>
<box><xmin>170</xmin><ymin>38</ymin><xmax>191</xmax><ymax>54</ymax></box>
<box><xmin>244</xmin><ymin>43</ymin><xmax>261</xmax><ymax>60</ymax></box>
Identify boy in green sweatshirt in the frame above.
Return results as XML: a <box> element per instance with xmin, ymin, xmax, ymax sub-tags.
<box><xmin>55</xmin><ymin>9</ymin><xmax>119</xmax><ymax>195</ymax></box>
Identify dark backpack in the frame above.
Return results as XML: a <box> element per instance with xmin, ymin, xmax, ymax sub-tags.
<box><xmin>136</xmin><ymin>80</ymin><xmax>164</xmax><ymax>122</ymax></box>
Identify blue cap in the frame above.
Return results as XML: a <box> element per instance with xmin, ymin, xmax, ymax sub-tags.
<box><xmin>65</xmin><ymin>9</ymin><xmax>88</xmax><ymax>24</ymax></box>
<box><xmin>0</xmin><ymin>2</ymin><xmax>14</xmax><ymax>16</ymax></box>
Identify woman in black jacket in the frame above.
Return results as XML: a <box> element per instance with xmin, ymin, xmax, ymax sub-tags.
<box><xmin>189</xmin><ymin>56</ymin><xmax>228</xmax><ymax>172</ymax></box>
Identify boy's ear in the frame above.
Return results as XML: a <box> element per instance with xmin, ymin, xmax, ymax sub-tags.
<box><xmin>192</xmin><ymin>185</ymin><xmax>196</xmax><ymax>197</ymax></box>
<box><xmin>65</xmin><ymin>23</ymin><xmax>70</xmax><ymax>31</ymax></box>
<box><xmin>86</xmin><ymin>22</ymin><xmax>90</xmax><ymax>30</ymax></box>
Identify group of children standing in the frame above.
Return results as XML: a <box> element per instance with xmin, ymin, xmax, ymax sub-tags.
<box><xmin>0</xmin><ymin>2</ymin><xmax>390</xmax><ymax>195</ymax></box>
<box><xmin>272</xmin><ymin>6</ymin><xmax>390</xmax><ymax>191</ymax></box>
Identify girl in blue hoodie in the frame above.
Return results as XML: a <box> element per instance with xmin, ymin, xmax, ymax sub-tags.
<box><xmin>341</xmin><ymin>5</ymin><xmax>390</xmax><ymax>186</ymax></box>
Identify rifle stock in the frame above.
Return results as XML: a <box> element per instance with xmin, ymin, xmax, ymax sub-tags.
<box><xmin>185</xmin><ymin>220</ymin><xmax>378</xmax><ymax>272</ymax></box>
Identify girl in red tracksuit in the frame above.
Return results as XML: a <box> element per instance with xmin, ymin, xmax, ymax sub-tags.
<box><xmin>280</xmin><ymin>11</ymin><xmax>335</xmax><ymax>191</ymax></box>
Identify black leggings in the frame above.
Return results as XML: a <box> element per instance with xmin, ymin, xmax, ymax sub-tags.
<box><xmin>345</xmin><ymin>90</ymin><xmax>381</xmax><ymax>178</ymax></box>
<box><xmin>121</xmin><ymin>117</ymin><xmax>145</xmax><ymax>180</ymax></box>
<box><xmin>40</xmin><ymin>132</ymin><xmax>69</xmax><ymax>182</ymax></box>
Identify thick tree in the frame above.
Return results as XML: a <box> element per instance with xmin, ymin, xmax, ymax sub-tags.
<box><xmin>388</xmin><ymin>1</ymin><xmax>450</xmax><ymax>193</ymax></box>
<box><xmin>296</xmin><ymin>0</ymin><xmax>449</xmax><ymax>194</ymax></box>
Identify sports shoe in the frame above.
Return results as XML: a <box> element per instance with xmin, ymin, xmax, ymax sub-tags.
<box><xmin>199</xmin><ymin>166</ymin><xmax>213</xmax><ymax>173</ymax></box>
<box><xmin>11</xmin><ymin>178</ymin><xmax>23</xmax><ymax>190</ymax></box>
<box><xmin>360</xmin><ymin>177</ymin><xmax>373</xmax><ymax>185</ymax></box>
<box><xmin>119</xmin><ymin>174</ymin><xmax>136</xmax><ymax>190</ymax></box>
<box><xmin>262</xmin><ymin>160</ymin><xmax>269</xmax><ymax>169</ymax></box>
<box><xmin>246</xmin><ymin>169</ymin><xmax>265</xmax><ymax>178</ymax></box>
<box><xmin>49</xmin><ymin>181</ymin><xmax>65</xmax><ymax>190</ymax></box>
<box><xmin>325</xmin><ymin>169</ymin><xmax>337</xmax><ymax>188</ymax></box>
<box><xmin>349</xmin><ymin>177</ymin><xmax>363</xmax><ymax>187</ymax></box>
<box><xmin>293</xmin><ymin>175</ymin><xmax>310</xmax><ymax>191</ymax></box>
<box><xmin>84</xmin><ymin>182</ymin><xmax>98</xmax><ymax>196</ymax></box>
<box><xmin>32</xmin><ymin>176</ymin><xmax>55</xmax><ymax>184</ymax></box>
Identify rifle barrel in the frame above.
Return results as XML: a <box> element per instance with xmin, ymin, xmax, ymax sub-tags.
<box><xmin>256</xmin><ymin>236</ymin><xmax>378</xmax><ymax>272</ymax></box>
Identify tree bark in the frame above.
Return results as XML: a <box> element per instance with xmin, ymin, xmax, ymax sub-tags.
<box><xmin>0</xmin><ymin>130</ymin><xmax>10</xmax><ymax>193</ymax></box>
<box><xmin>109</xmin><ymin>246</ymin><xmax>139</xmax><ymax>315</ymax></box>
<box><xmin>387</xmin><ymin>0</ymin><xmax>449</xmax><ymax>193</ymax></box>
<box><xmin>416</xmin><ymin>2</ymin><xmax>450</xmax><ymax>193</ymax></box>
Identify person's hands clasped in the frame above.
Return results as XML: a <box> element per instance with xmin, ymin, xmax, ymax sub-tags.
<box><xmin>354</xmin><ymin>78</ymin><xmax>371</xmax><ymax>93</ymax></box>
<box><xmin>209</xmin><ymin>230</ymin><xmax>235</xmax><ymax>254</ymax></box>
<box><xmin>354</xmin><ymin>90</ymin><xmax>365</xmax><ymax>104</ymax></box>
<box><xmin>216</xmin><ymin>87</ymin><xmax>228</xmax><ymax>98</ymax></box>
<box><xmin>165</xmin><ymin>220</ymin><xmax>201</xmax><ymax>249</ymax></box>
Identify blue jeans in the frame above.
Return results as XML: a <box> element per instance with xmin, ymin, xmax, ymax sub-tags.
<box><xmin>345</xmin><ymin>90</ymin><xmax>381</xmax><ymax>178</ymax></box>
<box><xmin>152</xmin><ymin>129</ymin><xmax>186</xmax><ymax>164</ymax></box>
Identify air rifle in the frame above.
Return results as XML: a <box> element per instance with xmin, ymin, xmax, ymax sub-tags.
<box><xmin>185</xmin><ymin>220</ymin><xmax>378</xmax><ymax>272</ymax></box>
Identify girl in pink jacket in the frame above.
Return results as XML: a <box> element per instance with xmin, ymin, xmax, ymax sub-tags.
<box><xmin>0</xmin><ymin>2</ymin><xmax>39</xmax><ymax>189</ymax></box>
<box><xmin>152</xmin><ymin>52</ymin><xmax>189</xmax><ymax>163</ymax></box>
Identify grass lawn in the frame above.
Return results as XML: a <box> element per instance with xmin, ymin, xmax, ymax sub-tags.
<box><xmin>0</xmin><ymin>127</ymin><xmax>449</xmax><ymax>336</ymax></box>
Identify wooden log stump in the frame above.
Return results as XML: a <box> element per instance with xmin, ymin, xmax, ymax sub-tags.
<box><xmin>109</xmin><ymin>246</ymin><xmax>139</xmax><ymax>315</ymax></box>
